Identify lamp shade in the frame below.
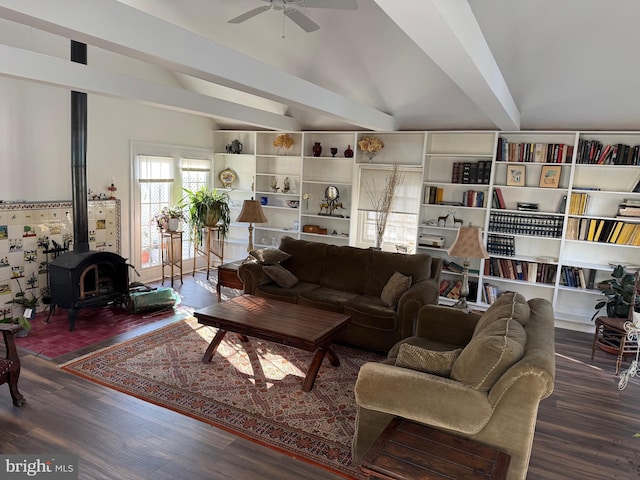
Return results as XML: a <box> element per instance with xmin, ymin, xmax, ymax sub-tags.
<box><xmin>447</xmin><ymin>226</ymin><xmax>489</xmax><ymax>259</ymax></box>
<box><xmin>237</xmin><ymin>199</ymin><xmax>267</xmax><ymax>224</ymax></box>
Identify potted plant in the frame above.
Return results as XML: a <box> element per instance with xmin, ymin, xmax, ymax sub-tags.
<box><xmin>152</xmin><ymin>206</ymin><xmax>185</xmax><ymax>232</ymax></box>
<box><xmin>3</xmin><ymin>280</ymin><xmax>37</xmax><ymax>335</ymax></box>
<box><xmin>592</xmin><ymin>264</ymin><xmax>637</xmax><ymax>321</ymax></box>
<box><xmin>181</xmin><ymin>186</ymin><xmax>231</xmax><ymax>244</ymax></box>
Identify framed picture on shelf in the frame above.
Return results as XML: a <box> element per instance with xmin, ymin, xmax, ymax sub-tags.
<box><xmin>506</xmin><ymin>166</ymin><xmax>525</xmax><ymax>186</ymax></box>
<box><xmin>539</xmin><ymin>165</ymin><xmax>561</xmax><ymax>188</ymax></box>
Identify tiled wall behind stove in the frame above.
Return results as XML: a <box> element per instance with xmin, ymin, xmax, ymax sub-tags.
<box><xmin>0</xmin><ymin>200</ymin><xmax>121</xmax><ymax>319</ymax></box>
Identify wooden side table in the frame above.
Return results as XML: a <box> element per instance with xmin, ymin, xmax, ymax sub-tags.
<box><xmin>193</xmin><ymin>226</ymin><xmax>224</xmax><ymax>280</ymax></box>
<box><xmin>216</xmin><ymin>261</ymin><xmax>244</xmax><ymax>302</ymax></box>
<box><xmin>360</xmin><ymin>418</ymin><xmax>510</xmax><ymax>480</ymax></box>
<box><xmin>161</xmin><ymin>231</ymin><xmax>183</xmax><ymax>288</ymax></box>
<box><xmin>592</xmin><ymin>316</ymin><xmax>638</xmax><ymax>374</ymax></box>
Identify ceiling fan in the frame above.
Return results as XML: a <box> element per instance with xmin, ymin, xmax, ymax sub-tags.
<box><xmin>228</xmin><ymin>0</ymin><xmax>358</xmax><ymax>34</ymax></box>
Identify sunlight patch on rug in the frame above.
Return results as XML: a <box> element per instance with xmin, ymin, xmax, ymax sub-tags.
<box><xmin>60</xmin><ymin>318</ymin><xmax>383</xmax><ymax>479</ymax></box>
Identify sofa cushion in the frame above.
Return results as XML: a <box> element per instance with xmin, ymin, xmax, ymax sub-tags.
<box><xmin>395</xmin><ymin>344</ymin><xmax>462</xmax><ymax>376</ymax></box>
<box><xmin>380</xmin><ymin>271</ymin><xmax>412</xmax><ymax>308</ymax></box>
<box><xmin>321</xmin><ymin>244</ymin><xmax>371</xmax><ymax>294</ymax></box>
<box><xmin>262</xmin><ymin>264</ymin><xmax>298</xmax><ymax>288</ymax></box>
<box><xmin>344</xmin><ymin>295</ymin><xmax>397</xmax><ymax>331</ymax></box>
<box><xmin>249</xmin><ymin>248</ymin><xmax>291</xmax><ymax>265</ymax></box>
<box><xmin>474</xmin><ymin>291</ymin><xmax>530</xmax><ymax>331</ymax></box>
<box><xmin>256</xmin><ymin>282</ymin><xmax>320</xmax><ymax>303</ymax></box>
<box><xmin>450</xmin><ymin>316</ymin><xmax>526</xmax><ymax>391</ymax></box>
<box><xmin>279</xmin><ymin>236</ymin><xmax>328</xmax><ymax>285</ymax></box>
<box><xmin>298</xmin><ymin>288</ymin><xmax>359</xmax><ymax>313</ymax></box>
<box><xmin>365</xmin><ymin>251</ymin><xmax>432</xmax><ymax>296</ymax></box>
<box><xmin>387</xmin><ymin>336</ymin><xmax>462</xmax><ymax>359</ymax></box>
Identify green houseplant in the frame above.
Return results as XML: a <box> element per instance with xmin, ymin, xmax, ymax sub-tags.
<box><xmin>3</xmin><ymin>279</ymin><xmax>36</xmax><ymax>333</ymax></box>
<box><xmin>592</xmin><ymin>264</ymin><xmax>637</xmax><ymax>320</ymax></box>
<box><xmin>152</xmin><ymin>206</ymin><xmax>185</xmax><ymax>232</ymax></box>
<box><xmin>181</xmin><ymin>186</ymin><xmax>231</xmax><ymax>244</ymax></box>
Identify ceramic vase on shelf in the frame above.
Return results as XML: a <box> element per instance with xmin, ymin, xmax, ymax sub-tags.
<box><xmin>344</xmin><ymin>145</ymin><xmax>354</xmax><ymax>158</ymax></box>
<box><xmin>312</xmin><ymin>142</ymin><xmax>322</xmax><ymax>157</ymax></box>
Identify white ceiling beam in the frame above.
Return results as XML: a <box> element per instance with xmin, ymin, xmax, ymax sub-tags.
<box><xmin>0</xmin><ymin>0</ymin><xmax>396</xmax><ymax>131</ymax></box>
<box><xmin>0</xmin><ymin>43</ymin><xmax>299</xmax><ymax>131</ymax></box>
<box><xmin>375</xmin><ymin>0</ymin><xmax>520</xmax><ymax>131</ymax></box>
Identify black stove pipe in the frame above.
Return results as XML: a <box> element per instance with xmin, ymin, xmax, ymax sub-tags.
<box><xmin>71</xmin><ymin>40</ymin><xmax>89</xmax><ymax>252</ymax></box>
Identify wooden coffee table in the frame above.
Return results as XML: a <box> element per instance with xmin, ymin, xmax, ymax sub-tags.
<box><xmin>193</xmin><ymin>295</ymin><xmax>351</xmax><ymax>392</ymax></box>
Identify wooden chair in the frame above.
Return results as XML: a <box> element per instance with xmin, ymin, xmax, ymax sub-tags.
<box><xmin>591</xmin><ymin>272</ymin><xmax>640</xmax><ymax>374</ymax></box>
<box><xmin>0</xmin><ymin>323</ymin><xmax>25</xmax><ymax>406</ymax></box>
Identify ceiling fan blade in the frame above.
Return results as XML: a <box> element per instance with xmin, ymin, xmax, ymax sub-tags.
<box><xmin>228</xmin><ymin>5</ymin><xmax>271</xmax><ymax>24</ymax></box>
<box><xmin>284</xmin><ymin>8</ymin><xmax>320</xmax><ymax>32</ymax></box>
<box><xmin>300</xmin><ymin>0</ymin><xmax>358</xmax><ymax>10</ymax></box>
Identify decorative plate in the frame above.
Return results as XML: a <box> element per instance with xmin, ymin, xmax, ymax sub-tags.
<box><xmin>219</xmin><ymin>168</ymin><xmax>237</xmax><ymax>188</ymax></box>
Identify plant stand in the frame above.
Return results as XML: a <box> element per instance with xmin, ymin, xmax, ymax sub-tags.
<box><xmin>591</xmin><ymin>316</ymin><xmax>638</xmax><ymax>374</ymax></box>
<box><xmin>618</xmin><ymin>322</ymin><xmax>640</xmax><ymax>390</ymax></box>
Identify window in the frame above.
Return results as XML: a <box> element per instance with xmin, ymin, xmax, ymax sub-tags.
<box><xmin>131</xmin><ymin>143</ymin><xmax>212</xmax><ymax>282</ymax></box>
<box><xmin>357</xmin><ymin>166</ymin><xmax>421</xmax><ymax>251</ymax></box>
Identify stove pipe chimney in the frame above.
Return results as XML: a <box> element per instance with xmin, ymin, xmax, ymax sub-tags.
<box><xmin>70</xmin><ymin>40</ymin><xmax>89</xmax><ymax>252</ymax></box>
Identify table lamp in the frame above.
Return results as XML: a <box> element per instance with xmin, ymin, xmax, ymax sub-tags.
<box><xmin>447</xmin><ymin>226</ymin><xmax>489</xmax><ymax>312</ymax></box>
<box><xmin>237</xmin><ymin>199</ymin><xmax>267</xmax><ymax>251</ymax></box>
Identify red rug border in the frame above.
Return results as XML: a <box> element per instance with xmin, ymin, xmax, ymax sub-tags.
<box><xmin>60</xmin><ymin>319</ymin><xmax>362</xmax><ymax>480</ymax></box>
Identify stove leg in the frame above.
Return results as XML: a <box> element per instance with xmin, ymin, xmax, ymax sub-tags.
<box><xmin>45</xmin><ymin>304</ymin><xmax>56</xmax><ymax>324</ymax></box>
<box><xmin>68</xmin><ymin>309</ymin><xmax>79</xmax><ymax>331</ymax></box>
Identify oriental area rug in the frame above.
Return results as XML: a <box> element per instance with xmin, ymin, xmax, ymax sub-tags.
<box><xmin>60</xmin><ymin>318</ymin><xmax>384</xmax><ymax>479</ymax></box>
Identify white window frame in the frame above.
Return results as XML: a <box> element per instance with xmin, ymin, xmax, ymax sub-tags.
<box><xmin>130</xmin><ymin>141</ymin><xmax>213</xmax><ymax>283</ymax></box>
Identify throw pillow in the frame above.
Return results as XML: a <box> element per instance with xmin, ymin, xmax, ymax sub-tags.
<box><xmin>380</xmin><ymin>271</ymin><xmax>412</xmax><ymax>308</ymax></box>
<box><xmin>262</xmin><ymin>264</ymin><xmax>298</xmax><ymax>288</ymax></box>
<box><xmin>450</xmin><ymin>317</ymin><xmax>526</xmax><ymax>391</ymax></box>
<box><xmin>249</xmin><ymin>248</ymin><xmax>292</xmax><ymax>265</ymax></box>
<box><xmin>395</xmin><ymin>343</ymin><xmax>462</xmax><ymax>377</ymax></box>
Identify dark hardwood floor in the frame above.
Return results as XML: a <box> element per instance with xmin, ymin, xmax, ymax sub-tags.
<box><xmin>1</xmin><ymin>273</ymin><xmax>639</xmax><ymax>479</ymax></box>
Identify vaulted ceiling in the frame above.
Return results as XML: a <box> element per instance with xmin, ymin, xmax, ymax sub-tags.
<box><xmin>1</xmin><ymin>0</ymin><xmax>639</xmax><ymax>132</ymax></box>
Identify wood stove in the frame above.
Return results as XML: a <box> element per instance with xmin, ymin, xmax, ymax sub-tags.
<box><xmin>49</xmin><ymin>251</ymin><xmax>129</xmax><ymax>331</ymax></box>
<box><xmin>47</xmin><ymin>40</ymin><xmax>130</xmax><ymax>331</ymax></box>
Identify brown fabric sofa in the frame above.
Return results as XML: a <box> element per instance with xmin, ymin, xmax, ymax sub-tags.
<box><xmin>352</xmin><ymin>292</ymin><xmax>555</xmax><ymax>480</ymax></box>
<box><xmin>237</xmin><ymin>236</ymin><xmax>442</xmax><ymax>353</ymax></box>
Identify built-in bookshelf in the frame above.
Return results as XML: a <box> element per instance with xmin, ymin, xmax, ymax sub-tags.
<box><xmin>212</xmin><ymin>129</ymin><xmax>640</xmax><ymax>332</ymax></box>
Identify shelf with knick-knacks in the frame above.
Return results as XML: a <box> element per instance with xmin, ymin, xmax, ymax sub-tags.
<box><xmin>213</xmin><ymin>130</ymin><xmax>256</xmax><ymax>155</ymax></box>
<box><xmin>302</xmin><ymin>131</ymin><xmax>357</xmax><ymax>161</ymax></box>
<box><xmin>356</xmin><ymin>131</ymin><xmax>426</xmax><ymax>166</ymax></box>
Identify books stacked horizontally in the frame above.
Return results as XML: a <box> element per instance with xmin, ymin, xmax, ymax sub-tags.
<box><xmin>617</xmin><ymin>198</ymin><xmax>640</xmax><ymax>219</ymax></box>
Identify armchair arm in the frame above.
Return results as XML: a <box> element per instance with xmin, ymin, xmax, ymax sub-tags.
<box><xmin>414</xmin><ymin>304</ymin><xmax>481</xmax><ymax>347</ymax></box>
<box><xmin>354</xmin><ymin>362</ymin><xmax>492</xmax><ymax>434</ymax></box>
<box><xmin>395</xmin><ymin>279</ymin><xmax>439</xmax><ymax>339</ymax></box>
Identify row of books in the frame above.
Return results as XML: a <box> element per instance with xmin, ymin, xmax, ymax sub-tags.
<box><xmin>483</xmin><ymin>283</ymin><xmax>501</xmax><ymax>304</ymax></box>
<box><xmin>451</xmin><ymin>161</ymin><xmax>491</xmax><ymax>184</ymax></box>
<box><xmin>484</xmin><ymin>257</ymin><xmax>557</xmax><ymax>285</ymax></box>
<box><xmin>569</xmin><ymin>192</ymin><xmax>590</xmax><ymax>215</ymax></box>
<box><xmin>576</xmin><ymin>139</ymin><xmax>640</xmax><ymax>165</ymax></box>
<box><xmin>462</xmin><ymin>190</ymin><xmax>485</xmax><ymax>208</ymax></box>
<box><xmin>495</xmin><ymin>138</ymin><xmax>574</xmax><ymax>163</ymax></box>
<box><xmin>487</xmin><ymin>234</ymin><xmax>515</xmax><ymax>256</ymax></box>
<box><xmin>560</xmin><ymin>266</ymin><xmax>597</xmax><ymax>289</ymax></box>
<box><xmin>489</xmin><ymin>212</ymin><xmax>564</xmax><ymax>238</ymax></box>
<box><xmin>565</xmin><ymin>217</ymin><xmax>640</xmax><ymax>245</ymax></box>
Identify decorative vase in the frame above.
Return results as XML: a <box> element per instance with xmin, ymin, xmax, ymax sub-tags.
<box><xmin>344</xmin><ymin>145</ymin><xmax>354</xmax><ymax>158</ymax></box>
<box><xmin>167</xmin><ymin>218</ymin><xmax>180</xmax><ymax>232</ymax></box>
<box><xmin>312</xmin><ymin>142</ymin><xmax>322</xmax><ymax>157</ymax></box>
<box><xmin>364</xmin><ymin>152</ymin><xmax>377</xmax><ymax>162</ymax></box>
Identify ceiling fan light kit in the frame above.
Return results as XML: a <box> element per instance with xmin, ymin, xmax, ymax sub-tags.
<box><xmin>228</xmin><ymin>0</ymin><xmax>358</xmax><ymax>36</ymax></box>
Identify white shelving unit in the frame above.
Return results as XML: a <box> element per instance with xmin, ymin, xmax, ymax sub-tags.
<box><xmin>211</xmin><ymin>129</ymin><xmax>640</xmax><ymax>331</ymax></box>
